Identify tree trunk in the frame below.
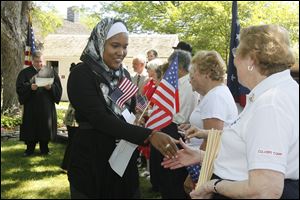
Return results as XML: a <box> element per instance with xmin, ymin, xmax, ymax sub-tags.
<box><xmin>1</xmin><ymin>1</ymin><xmax>31</xmax><ymax>113</ymax></box>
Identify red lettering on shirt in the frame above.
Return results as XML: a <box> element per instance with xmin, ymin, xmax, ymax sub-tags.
<box><xmin>257</xmin><ymin>149</ymin><xmax>283</xmax><ymax>156</ymax></box>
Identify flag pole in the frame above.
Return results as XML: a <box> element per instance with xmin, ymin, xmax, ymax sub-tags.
<box><xmin>137</xmin><ymin>100</ymin><xmax>152</xmax><ymax>122</ymax></box>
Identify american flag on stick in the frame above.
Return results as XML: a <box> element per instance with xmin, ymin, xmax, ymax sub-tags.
<box><xmin>24</xmin><ymin>13</ymin><xmax>36</xmax><ymax>68</ymax></box>
<box><xmin>136</xmin><ymin>94</ymin><xmax>148</xmax><ymax>111</ymax></box>
<box><xmin>145</xmin><ymin>54</ymin><xmax>179</xmax><ymax>130</ymax></box>
<box><xmin>109</xmin><ymin>77</ymin><xmax>138</xmax><ymax>108</ymax></box>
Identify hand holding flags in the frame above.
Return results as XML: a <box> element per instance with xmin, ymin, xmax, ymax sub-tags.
<box><xmin>109</xmin><ymin>77</ymin><xmax>138</xmax><ymax>109</ymax></box>
<box><xmin>196</xmin><ymin>129</ymin><xmax>222</xmax><ymax>190</ymax></box>
<box><xmin>145</xmin><ymin>53</ymin><xmax>180</xmax><ymax>130</ymax></box>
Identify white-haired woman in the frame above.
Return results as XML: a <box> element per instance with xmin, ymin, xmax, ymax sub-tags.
<box><xmin>142</xmin><ymin>59</ymin><xmax>163</xmax><ymax>100</ymax></box>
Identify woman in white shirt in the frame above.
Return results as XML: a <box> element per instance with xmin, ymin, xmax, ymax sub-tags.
<box><xmin>179</xmin><ymin>51</ymin><xmax>238</xmax><ymax>193</ymax></box>
<box><xmin>185</xmin><ymin>51</ymin><xmax>238</xmax><ymax>149</ymax></box>
<box><xmin>163</xmin><ymin>24</ymin><xmax>299</xmax><ymax>199</ymax></box>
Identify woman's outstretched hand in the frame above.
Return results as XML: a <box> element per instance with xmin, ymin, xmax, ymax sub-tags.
<box><xmin>161</xmin><ymin>138</ymin><xmax>202</xmax><ymax>169</ymax></box>
<box><xmin>185</xmin><ymin>126</ymin><xmax>209</xmax><ymax>139</ymax></box>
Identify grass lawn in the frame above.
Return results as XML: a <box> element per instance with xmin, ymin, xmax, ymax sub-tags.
<box><xmin>1</xmin><ymin>140</ymin><xmax>161</xmax><ymax>199</ymax></box>
<box><xmin>1</xmin><ymin>140</ymin><xmax>69</xmax><ymax>199</ymax></box>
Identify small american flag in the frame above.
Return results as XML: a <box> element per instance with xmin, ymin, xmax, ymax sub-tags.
<box><xmin>109</xmin><ymin>77</ymin><xmax>138</xmax><ymax>108</ymax></box>
<box><xmin>145</xmin><ymin>54</ymin><xmax>179</xmax><ymax>130</ymax></box>
<box><xmin>136</xmin><ymin>95</ymin><xmax>148</xmax><ymax>111</ymax></box>
<box><xmin>24</xmin><ymin>14</ymin><xmax>36</xmax><ymax>68</ymax></box>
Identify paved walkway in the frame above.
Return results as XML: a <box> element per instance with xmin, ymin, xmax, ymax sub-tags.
<box><xmin>1</xmin><ymin>127</ymin><xmax>68</xmax><ymax>142</ymax></box>
<box><xmin>56</xmin><ymin>128</ymin><xmax>68</xmax><ymax>142</ymax></box>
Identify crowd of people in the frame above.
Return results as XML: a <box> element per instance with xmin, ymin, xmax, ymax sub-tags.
<box><xmin>15</xmin><ymin>17</ymin><xmax>298</xmax><ymax>199</ymax></box>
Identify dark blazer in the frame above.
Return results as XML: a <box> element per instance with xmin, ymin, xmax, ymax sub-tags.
<box><xmin>67</xmin><ymin>62</ymin><xmax>152</xmax><ymax>198</ymax></box>
<box><xmin>131</xmin><ymin>72</ymin><xmax>148</xmax><ymax>95</ymax></box>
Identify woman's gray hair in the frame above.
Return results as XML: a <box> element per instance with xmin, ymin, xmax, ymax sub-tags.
<box><xmin>146</xmin><ymin>59</ymin><xmax>163</xmax><ymax>70</ymax></box>
<box><xmin>168</xmin><ymin>49</ymin><xmax>191</xmax><ymax>72</ymax></box>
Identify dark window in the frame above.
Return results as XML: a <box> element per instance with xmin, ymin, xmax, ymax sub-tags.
<box><xmin>47</xmin><ymin>61</ymin><xmax>59</xmax><ymax>74</ymax></box>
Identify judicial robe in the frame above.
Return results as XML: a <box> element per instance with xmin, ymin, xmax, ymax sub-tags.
<box><xmin>16</xmin><ymin>66</ymin><xmax>62</xmax><ymax>142</ymax></box>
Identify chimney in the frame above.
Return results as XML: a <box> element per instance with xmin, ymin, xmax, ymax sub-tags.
<box><xmin>67</xmin><ymin>6</ymin><xmax>79</xmax><ymax>22</ymax></box>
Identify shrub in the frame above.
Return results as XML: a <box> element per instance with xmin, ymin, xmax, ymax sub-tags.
<box><xmin>1</xmin><ymin>110</ymin><xmax>66</xmax><ymax>129</ymax></box>
<box><xmin>56</xmin><ymin>109</ymin><xmax>66</xmax><ymax>128</ymax></box>
<box><xmin>1</xmin><ymin>115</ymin><xmax>22</xmax><ymax>129</ymax></box>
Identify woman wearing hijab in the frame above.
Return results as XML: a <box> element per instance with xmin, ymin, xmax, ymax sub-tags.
<box><xmin>67</xmin><ymin>18</ymin><xmax>178</xmax><ymax>199</ymax></box>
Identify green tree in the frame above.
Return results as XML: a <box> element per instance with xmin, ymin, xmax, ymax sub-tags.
<box><xmin>101</xmin><ymin>1</ymin><xmax>234</xmax><ymax>63</ymax></box>
<box><xmin>31</xmin><ymin>2</ymin><xmax>63</xmax><ymax>38</ymax></box>
<box><xmin>76</xmin><ymin>5</ymin><xmax>102</xmax><ymax>31</ymax></box>
<box><xmin>1</xmin><ymin>2</ymin><xmax>63</xmax><ymax>113</ymax></box>
<box><xmin>101</xmin><ymin>1</ymin><xmax>299</xmax><ymax>65</ymax></box>
<box><xmin>1</xmin><ymin>1</ymin><xmax>31</xmax><ymax>113</ymax></box>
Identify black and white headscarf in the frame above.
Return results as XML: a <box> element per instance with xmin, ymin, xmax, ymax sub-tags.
<box><xmin>80</xmin><ymin>18</ymin><xmax>129</xmax><ymax>116</ymax></box>
<box><xmin>81</xmin><ymin>18</ymin><xmax>124</xmax><ymax>82</ymax></box>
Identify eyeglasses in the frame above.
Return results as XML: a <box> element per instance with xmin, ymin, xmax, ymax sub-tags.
<box><xmin>232</xmin><ymin>48</ymin><xmax>237</xmax><ymax>57</ymax></box>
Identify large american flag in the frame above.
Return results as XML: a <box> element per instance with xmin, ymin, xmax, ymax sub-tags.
<box><xmin>227</xmin><ymin>1</ymin><xmax>249</xmax><ymax>107</ymax></box>
<box><xmin>109</xmin><ymin>77</ymin><xmax>138</xmax><ymax>108</ymax></box>
<box><xmin>24</xmin><ymin>14</ymin><xmax>36</xmax><ymax>68</ymax></box>
<box><xmin>145</xmin><ymin>54</ymin><xmax>179</xmax><ymax>130</ymax></box>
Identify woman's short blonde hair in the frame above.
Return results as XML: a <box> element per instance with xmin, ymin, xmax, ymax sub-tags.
<box><xmin>191</xmin><ymin>50</ymin><xmax>226</xmax><ymax>81</ymax></box>
<box><xmin>238</xmin><ymin>24</ymin><xmax>295</xmax><ymax>76</ymax></box>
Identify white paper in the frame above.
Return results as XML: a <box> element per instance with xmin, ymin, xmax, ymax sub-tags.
<box><xmin>108</xmin><ymin>109</ymin><xmax>138</xmax><ymax>177</ymax></box>
<box><xmin>109</xmin><ymin>140</ymin><xmax>138</xmax><ymax>177</ymax></box>
<box><xmin>121</xmin><ymin>108</ymin><xmax>136</xmax><ymax>124</ymax></box>
<box><xmin>35</xmin><ymin>77</ymin><xmax>54</xmax><ymax>87</ymax></box>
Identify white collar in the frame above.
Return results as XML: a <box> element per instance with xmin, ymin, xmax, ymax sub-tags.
<box><xmin>179</xmin><ymin>74</ymin><xmax>190</xmax><ymax>84</ymax></box>
<box><xmin>246</xmin><ymin>69</ymin><xmax>291</xmax><ymax>104</ymax></box>
<box><xmin>33</xmin><ymin>65</ymin><xmax>39</xmax><ymax>72</ymax></box>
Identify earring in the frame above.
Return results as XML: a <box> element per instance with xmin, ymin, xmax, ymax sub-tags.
<box><xmin>247</xmin><ymin>65</ymin><xmax>254</xmax><ymax>71</ymax></box>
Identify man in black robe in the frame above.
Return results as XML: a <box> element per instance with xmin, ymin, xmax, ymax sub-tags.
<box><xmin>16</xmin><ymin>51</ymin><xmax>62</xmax><ymax>156</ymax></box>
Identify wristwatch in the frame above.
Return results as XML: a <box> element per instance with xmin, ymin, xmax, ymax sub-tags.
<box><xmin>213</xmin><ymin>179</ymin><xmax>223</xmax><ymax>193</ymax></box>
